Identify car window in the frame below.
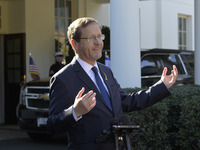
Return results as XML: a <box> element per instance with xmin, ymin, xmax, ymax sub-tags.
<box><xmin>141</xmin><ymin>55</ymin><xmax>155</xmax><ymax>68</ymax></box>
<box><xmin>141</xmin><ymin>55</ymin><xmax>159</xmax><ymax>76</ymax></box>
<box><xmin>159</xmin><ymin>54</ymin><xmax>185</xmax><ymax>75</ymax></box>
<box><xmin>142</xmin><ymin>53</ymin><xmax>185</xmax><ymax>76</ymax></box>
<box><xmin>181</xmin><ymin>53</ymin><xmax>194</xmax><ymax>75</ymax></box>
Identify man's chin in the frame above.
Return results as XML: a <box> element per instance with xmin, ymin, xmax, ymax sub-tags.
<box><xmin>97</xmin><ymin>55</ymin><xmax>102</xmax><ymax>60</ymax></box>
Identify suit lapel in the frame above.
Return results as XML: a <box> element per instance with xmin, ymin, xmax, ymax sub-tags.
<box><xmin>72</xmin><ymin>60</ymin><xmax>111</xmax><ymax>111</ymax></box>
<box><xmin>72</xmin><ymin>59</ymin><xmax>98</xmax><ymax>93</ymax></box>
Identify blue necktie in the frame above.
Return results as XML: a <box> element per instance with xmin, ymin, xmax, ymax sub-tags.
<box><xmin>92</xmin><ymin>66</ymin><xmax>112</xmax><ymax>111</ymax></box>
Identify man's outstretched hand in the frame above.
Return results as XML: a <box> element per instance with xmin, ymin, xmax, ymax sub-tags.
<box><xmin>161</xmin><ymin>65</ymin><xmax>178</xmax><ymax>89</ymax></box>
<box><xmin>73</xmin><ymin>87</ymin><xmax>96</xmax><ymax>118</ymax></box>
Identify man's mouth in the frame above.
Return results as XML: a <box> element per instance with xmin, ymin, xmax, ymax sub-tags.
<box><xmin>93</xmin><ymin>48</ymin><xmax>101</xmax><ymax>52</ymax></box>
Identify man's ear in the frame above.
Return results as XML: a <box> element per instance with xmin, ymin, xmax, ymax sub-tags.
<box><xmin>71</xmin><ymin>39</ymin><xmax>78</xmax><ymax>50</ymax></box>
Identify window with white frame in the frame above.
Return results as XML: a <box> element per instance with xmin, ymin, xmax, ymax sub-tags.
<box><xmin>55</xmin><ymin>0</ymin><xmax>73</xmax><ymax>55</ymax></box>
<box><xmin>178</xmin><ymin>15</ymin><xmax>191</xmax><ymax>50</ymax></box>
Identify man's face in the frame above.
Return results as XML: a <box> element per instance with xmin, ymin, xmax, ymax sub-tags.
<box><xmin>55</xmin><ymin>55</ymin><xmax>64</xmax><ymax>63</ymax></box>
<box><xmin>75</xmin><ymin>22</ymin><xmax>104</xmax><ymax>66</ymax></box>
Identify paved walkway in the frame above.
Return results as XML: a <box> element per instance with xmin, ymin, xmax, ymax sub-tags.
<box><xmin>0</xmin><ymin>124</ymin><xmax>28</xmax><ymax>141</ymax></box>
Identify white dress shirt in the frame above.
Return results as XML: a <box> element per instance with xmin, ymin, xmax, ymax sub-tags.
<box><xmin>76</xmin><ymin>55</ymin><xmax>109</xmax><ymax>93</ymax></box>
<box><xmin>72</xmin><ymin>55</ymin><xmax>109</xmax><ymax>121</ymax></box>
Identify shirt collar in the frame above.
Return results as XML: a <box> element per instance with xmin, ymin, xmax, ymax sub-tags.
<box><xmin>76</xmin><ymin>55</ymin><xmax>99</xmax><ymax>74</ymax></box>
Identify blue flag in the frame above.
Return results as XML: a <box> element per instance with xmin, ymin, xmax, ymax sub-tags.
<box><xmin>105</xmin><ymin>54</ymin><xmax>111</xmax><ymax>68</ymax></box>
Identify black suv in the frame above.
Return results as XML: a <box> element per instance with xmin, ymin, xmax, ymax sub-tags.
<box><xmin>141</xmin><ymin>48</ymin><xmax>194</xmax><ymax>87</ymax></box>
<box><xmin>16</xmin><ymin>48</ymin><xmax>194</xmax><ymax>140</ymax></box>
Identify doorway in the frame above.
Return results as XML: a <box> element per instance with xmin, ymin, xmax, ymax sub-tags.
<box><xmin>4</xmin><ymin>34</ymin><xmax>25</xmax><ymax>124</ymax></box>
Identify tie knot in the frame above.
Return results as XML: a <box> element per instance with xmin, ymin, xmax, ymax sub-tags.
<box><xmin>92</xmin><ymin>66</ymin><xmax>98</xmax><ymax>75</ymax></box>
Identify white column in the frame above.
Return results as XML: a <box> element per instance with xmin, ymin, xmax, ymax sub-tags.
<box><xmin>156</xmin><ymin>0</ymin><xmax>162</xmax><ymax>48</ymax></box>
<box><xmin>195</xmin><ymin>0</ymin><xmax>200</xmax><ymax>85</ymax></box>
<box><xmin>110</xmin><ymin>0</ymin><xmax>141</xmax><ymax>88</ymax></box>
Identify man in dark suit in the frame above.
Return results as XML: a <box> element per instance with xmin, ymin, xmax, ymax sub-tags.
<box><xmin>47</xmin><ymin>17</ymin><xmax>178</xmax><ymax>150</ymax></box>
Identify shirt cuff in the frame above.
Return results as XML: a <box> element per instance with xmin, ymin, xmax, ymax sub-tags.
<box><xmin>72</xmin><ymin>106</ymin><xmax>82</xmax><ymax>121</ymax></box>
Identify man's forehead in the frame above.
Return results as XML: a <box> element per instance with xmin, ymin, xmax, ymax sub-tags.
<box><xmin>81</xmin><ymin>23</ymin><xmax>101</xmax><ymax>36</ymax></box>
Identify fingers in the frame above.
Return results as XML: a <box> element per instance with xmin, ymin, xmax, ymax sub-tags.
<box><xmin>74</xmin><ymin>88</ymin><xmax>96</xmax><ymax>117</ymax></box>
<box><xmin>76</xmin><ymin>88</ymin><xmax>96</xmax><ymax>105</ymax></box>
<box><xmin>170</xmin><ymin>65</ymin><xmax>177</xmax><ymax>77</ymax></box>
<box><xmin>171</xmin><ymin>65</ymin><xmax>178</xmax><ymax>82</ymax></box>
<box><xmin>162</xmin><ymin>67</ymin><xmax>167</xmax><ymax>77</ymax></box>
<box><xmin>89</xmin><ymin>96</ymin><xmax>96</xmax><ymax>108</ymax></box>
<box><xmin>172</xmin><ymin>65</ymin><xmax>178</xmax><ymax>77</ymax></box>
<box><xmin>76</xmin><ymin>87</ymin><xmax>85</xmax><ymax>99</ymax></box>
<box><xmin>82</xmin><ymin>90</ymin><xmax>96</xmax><ymax>108</ymax></box>
<box><xmin>162</xmin><ymin>65</ymin><xmax>178</xmax><ymax>89</ymax></box>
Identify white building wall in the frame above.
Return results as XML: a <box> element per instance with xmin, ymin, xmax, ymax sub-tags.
<box><xmin>77</xmin><ymin>0</ymin><xmax>194</xmax><ymax>51</ymax></box>
<box><xmin>139</xmin><ymin>1</ymin><xmax>157</xmax><ymax>49</ymax></box>
<box><xmin>77</xmin><ymin>0</ymin><xmax>110</xmax><ymax>27</ymax></box>
<box><xmin>140</xmin><ymin>0</ymin><xmax>194</xmax><ymax>50</ymax></box>
<box><xmin>161</xmin><ymin>0</ymin><xmax>194</xmax><ymax>50</ymax></box>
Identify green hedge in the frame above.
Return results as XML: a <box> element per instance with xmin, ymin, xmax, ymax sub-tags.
<box><xmin>124</xmin><ymin>85</ymin><xmax>200</xmax><ymax>150</ymax></box>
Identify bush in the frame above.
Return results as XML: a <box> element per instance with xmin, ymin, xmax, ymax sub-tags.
<box><xmin>178</xmin><ymin>95</ymin><xmax>200</xmax><ymax>149</ymax></box>
<box><xmin>123</xmin><ymin>85</ymin><xmax>200</xmax><ymax>149</ymax></box>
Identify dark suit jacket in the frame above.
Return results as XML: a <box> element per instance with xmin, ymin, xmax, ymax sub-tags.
<box><xmin>47</xmin><ymin>58</ymin><xmax>170</xmax><ymax>150</ymax></box>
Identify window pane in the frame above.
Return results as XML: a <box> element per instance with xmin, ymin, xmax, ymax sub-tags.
<box><xmin>7</xmin><ymin>55</ymin><xmax>14</xmax><ymax>68</ymax></box>
<box><xmin>178</xmin><ymin>15</ymin><xmax>190</xmax><ymax>50</ymax></box>
<box><xmin>183</xmin><ymin>18</ymin><xmax>186</xmax><ymax>31</ymax></box>
<box><xmin>15</xmin><ymin>70</ymin><xmax>21</xmax><ymax>83</ymax></box>
<box><xmin>55</xmin><ymin>37</ymin><xmax>61</xmax><ymax>51</ymax></box>
<box><xmin>141</xmin><ymin>55</ymin><xmax>158</xmax><ymax>76</ymax></box>
<box><xmin>55</xmin><ymin>18</ymin><xmax>58</xmax><ymax>35</ymax></box>
<box><xmin>179</xmin><ymin>18</ymin><xmax>182</xmax><ymax>30</ymax></box>
<box><xmin>14</xmin><ymin>39</ymin><xmax>20</xmax><ymax>52</ymax></box>
<box><xmin>59</xmin><ymin>0</ymin><xmax>65</xmax><ymax>17</ymax></box>
<box><xmin>162</xmin><ymin>54</ymin><xmax>185</xmax><ymax>74</ymax></box>
<box><xmin>55</xmin><ymin>0</ymin><xmax>58</xmax><ymax>16</ymax></box>
<box><xmin>66</xmin><ymin>19</ymin><xmax>71</xmax><ymax>30</ymax></box>
<box><xmin>179</xmin><ymin>32</ymin><xmax>182</xmax><ymax>45</ymax></box>
<box><xmin>58</xmin><ymin>18</ymin><xmax>65</xmax><ymax>36</ymax></box>
<box><xmin>66</xmin><ymin>1</ymin><xmax>71</xmax><ymax>17</ymax></box>
<box><xmin>183</xmin><ymin>32</ymin><xmax>187</xmax><ymax>45</ymax></box>
<box><xmin>55</xmin><ymin>0</ymin><xmax>72</xmax><ymax>55</ymax></box>
<box><xmin>7</xmin><ymin>39</ymin><xmax>20</xmax><ymax>53</ymax></box>
<box><xmin>59</xmin><ymin>37</ymin><xmax>66</xmax><ymax>51</ymax></box>
<box><xmin>7</xmin><ymin>55</ymin><xmax>20</xmax><ymax>68</ymax></box>
<box><xmin>14</xmin><ymin>55</ymin><xmax>20</xmax><ymax>68</ymax></box>
<box><xmin>8</xmin><ymin>70</ymin><xmax>14</xmax><ymax>83</ymax></box>
<box><xmin>141</xmin><ymin>55</ymin><xmax>155</xmax><ymax>67</ymax></box>
<box><xmin>7</xmin><ymin>40</ymin><xmax>14</xmax><ymax>52</ymax></box>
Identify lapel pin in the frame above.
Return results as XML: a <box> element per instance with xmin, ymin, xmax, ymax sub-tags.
<box><xmin>104</xmin><ymin>73</ymin><xmax>108</xmax><ymax>80</ymax></box>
